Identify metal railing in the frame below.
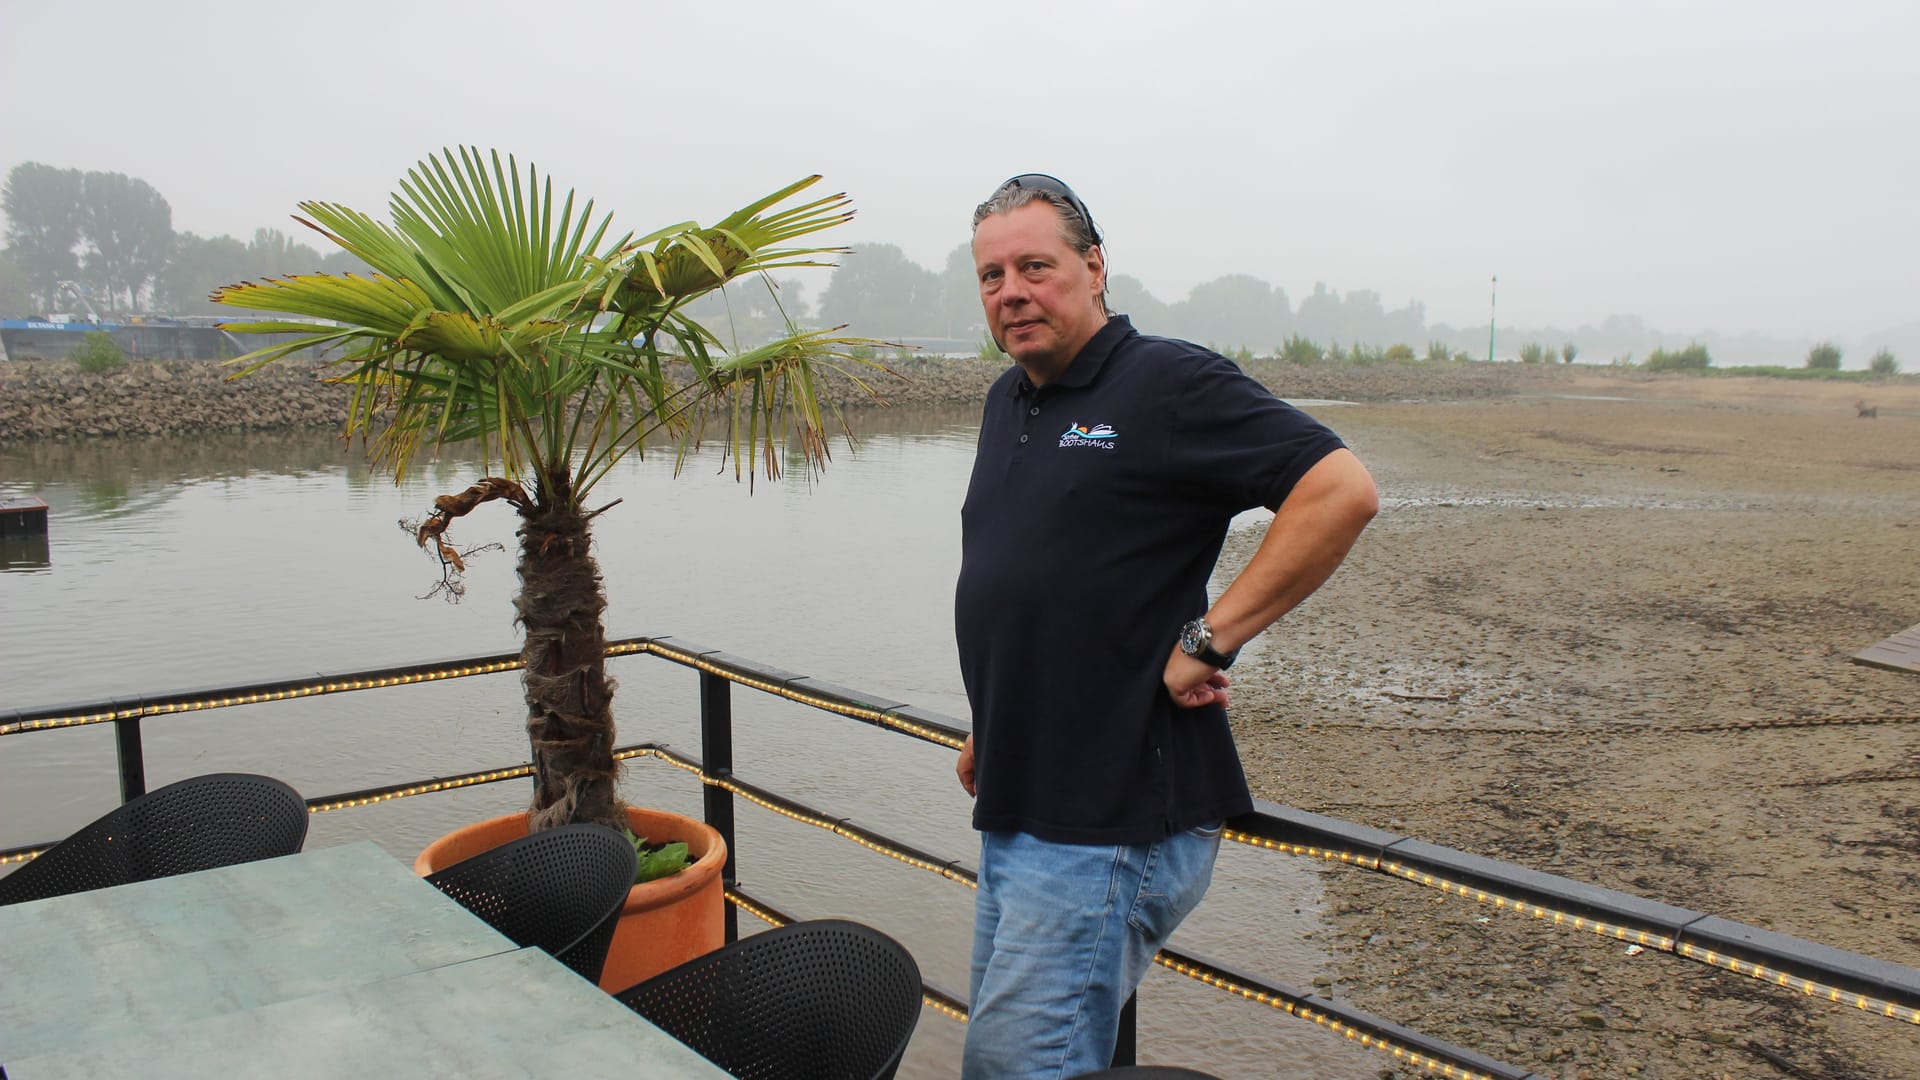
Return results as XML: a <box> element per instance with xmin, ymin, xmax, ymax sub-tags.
<box><xmin>5</xmin><ymin>635</ymin><xmax>1918</xmax><ymax>1079</ymax></box>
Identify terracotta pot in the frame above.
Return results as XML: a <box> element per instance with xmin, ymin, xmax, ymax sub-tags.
<box><xmin>414</xmin><ymin>805</ymin><xmax>728</xmax><ymax>992</ymax></box>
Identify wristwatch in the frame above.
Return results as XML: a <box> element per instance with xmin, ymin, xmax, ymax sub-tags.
<box><xmin>1178</xmin><ymin>617</ymin><xmax>1238</xmax><ymax>670</ymax></box>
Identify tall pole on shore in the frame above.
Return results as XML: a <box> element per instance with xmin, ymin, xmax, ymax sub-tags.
<box><xmin>1488</xmin><ymin>274</ymin><xmax>1498</xmax><ymax>364</ymax></box>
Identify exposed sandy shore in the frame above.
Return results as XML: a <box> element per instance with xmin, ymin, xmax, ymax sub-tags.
<box><xmin>1221</xmin><ymin>370</ymin><xmax>1920</xmax><ymax>1078</ymax></box>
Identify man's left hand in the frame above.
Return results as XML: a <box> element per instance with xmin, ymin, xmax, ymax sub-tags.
<box><xmin>1165</xmin><ymin>649</ymin><xmax>1231</xmax><ymax>708</ymax></box>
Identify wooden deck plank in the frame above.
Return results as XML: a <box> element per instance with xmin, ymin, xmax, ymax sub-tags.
<box><xmin>1852</xmin><ymin>622</ymin><xmax>1920</xmax><ymax>675</ymax></box>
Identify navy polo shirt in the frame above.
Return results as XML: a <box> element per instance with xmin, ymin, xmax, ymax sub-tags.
<box><xmin>954</xmin><ymin>315</ymin><xmax>1346</xmax><ymax>844</ymax></box>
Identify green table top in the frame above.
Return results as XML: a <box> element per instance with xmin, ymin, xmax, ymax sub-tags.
<box><xmin>0</xmin><ymin>840</ymin><xmax>514</xmax><ymax>1061</ymax></box>
<box><xmin>5</xmin><ymin>946</ymin><xmax>727</xmax><ymax>1078</ymax></box>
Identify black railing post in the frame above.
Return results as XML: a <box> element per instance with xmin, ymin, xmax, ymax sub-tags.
<box><xmin>113</xmin><ymin>716</ymin><xmax>146</xmax><ymax>802</ymax></box>
<box><xmin>698</xmin><ymin>669</ymin><xmax>738</xmax><ymax>943</ymax></box>
<box><xmin>1112</xmin><ymin>993</ymin><xmax>1138</xmax><ymax>1067</ymax></box>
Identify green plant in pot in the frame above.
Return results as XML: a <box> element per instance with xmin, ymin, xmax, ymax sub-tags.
<box><xmin>212</xmin><ymin>149</ymin><xmax>884</xmax><ymax>948</ymax></box>
<box><xmin>631</xmin><ymin>834</ymin><xmax>694</xmax><ymax>884</ymax></box>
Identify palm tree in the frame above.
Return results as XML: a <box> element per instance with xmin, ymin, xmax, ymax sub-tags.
<box><xmin>214</xmin><ymin>147</ymin><xmax>884</xmax><ymax>834</ymax></box>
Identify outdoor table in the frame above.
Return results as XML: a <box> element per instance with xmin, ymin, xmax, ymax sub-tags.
<box><xmin>3</xmin><ymin>947</ymin><xmax>725</xmax><ymax>1078</ymax></box>
<box><xmin>0</xmin><ymin>840</ymin><xmax>727</xmax><ymax>1077</ymax></box>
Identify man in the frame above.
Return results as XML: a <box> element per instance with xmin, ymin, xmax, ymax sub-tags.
<box><xmin>954</xmin><ymin>174</ymin><xmax>1378</xmax><ymax>1079</ymax></box>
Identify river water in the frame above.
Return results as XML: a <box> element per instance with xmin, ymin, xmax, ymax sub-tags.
<box><xmin>0</xmin><ymin>407</ymin><xmax>1381</xmax><ymax>1078</ymax></box>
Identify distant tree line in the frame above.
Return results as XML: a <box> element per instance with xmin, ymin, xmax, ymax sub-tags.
<box><xmin>3</xmin><ymin>161</ymin><xmax>1905</xmax><ymax>377</ymax></box>
<box><xmin>0</xmin><ymin>161</ymin><xmax>367</xmax><ymax>318</ymax></box>
<box><xmin>807</xmin><ymin>241</ymin><xmax>1431</xmax><ymax>355</ymax></box>
<box><xmin>808</xmin><ymin>245</ymin><xmax>1907</xmax><ymax>373</ymax></box>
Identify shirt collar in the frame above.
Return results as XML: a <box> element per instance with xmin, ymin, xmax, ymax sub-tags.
<box><xmin>1008</xmin><ymin>315</ymin><xmax>1135</xmax><ymax>397</ymax></box>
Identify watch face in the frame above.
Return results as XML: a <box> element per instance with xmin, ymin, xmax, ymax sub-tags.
<box><xmin>1179</xmin><ymin>619</ymin><xmax>1208</xmax><ymax>655</ymax></box>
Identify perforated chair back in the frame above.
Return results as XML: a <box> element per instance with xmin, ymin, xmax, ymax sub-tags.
<box><xmin>615</xmin><ymin>917</ymin><xmax>923</xmax><ymax>1080</ymax></box>
<box><xmin>0</xmin><ymin>772</ymin><xmax>310</xmax><ymax>906</ymax></box>
<box><xmin>426</xmin><ymin>822</ymin><xmax>635</xmax><ymax>984</ymax></box>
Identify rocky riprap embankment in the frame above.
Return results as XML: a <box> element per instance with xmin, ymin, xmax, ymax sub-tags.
<box><xmin>0</xmin><ymin>354</ymin><xmax>1569</xmax><ymax>444</ymax></box>
<box><xmin>0</xmin><ymin>360</ymin><xmax>352</xmax><ymax>442</ymax></box>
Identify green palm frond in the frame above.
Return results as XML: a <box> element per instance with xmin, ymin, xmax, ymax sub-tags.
<box><xmin>213</xmin><ymin>148</ymin><xmax>880</xmax><ymax>506</ymax></box>
<box><xmin>614</xmin><ymin>176</ymin><xmax>853</xmax><ymax>312</ymax></box>
<box><xmin>290</xmin><ymin>204</ymin><xmax>457</xmax><ymax>309</ymax></box>
<box><xmin>391</xmin><ymin>147</ymin><xmax>619</xmax><ymax>315</ymax></box>
<box><xmin>218</xmin><ymin>272</ymin><xmax>433</xmax><ymax>330</ymax></box>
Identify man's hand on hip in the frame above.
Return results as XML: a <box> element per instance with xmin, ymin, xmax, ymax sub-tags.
<box><xmin>1165</xmin><ymin>649</ymin><xmax>1232</xmax><ymax>708</ymax></box>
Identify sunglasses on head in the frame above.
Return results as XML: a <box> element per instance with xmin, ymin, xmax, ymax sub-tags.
<box><xmin>997</xmin><ymin>173</ymin><xmax>1102</xmax><ymax>246</ymax></box>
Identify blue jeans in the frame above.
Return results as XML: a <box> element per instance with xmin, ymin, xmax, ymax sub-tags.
<box><xmin>962</xmin><ymin>825</ymin><xmax>1223</xmax><ymax>1080</ymax></box>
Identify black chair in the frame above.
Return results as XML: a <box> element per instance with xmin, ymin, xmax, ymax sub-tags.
<box><xmin>425</xmin><ymin>822</ymin><xmax>635</xmax><ymax>984</ymax></box>
<box><xmin>615</xmin><ymin>918</ymin><xmax>923</xmax><ymax>1080</ymax></box>
<box><xmin>0</xmin><ymin>772</ymin><xmax>309</xmax><ymax>906</ymax></box>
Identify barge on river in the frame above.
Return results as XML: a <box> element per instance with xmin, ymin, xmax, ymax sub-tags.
<box><xmin>0</xmin><ymin>315</ymin><xmax>321</xmax><ymax>363</ymax></box>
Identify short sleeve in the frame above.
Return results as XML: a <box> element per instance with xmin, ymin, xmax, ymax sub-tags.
<box><xmin>1167</xmin><ymin>351</ymin><xmax>1347</xmax><ymax>512</ymax></box>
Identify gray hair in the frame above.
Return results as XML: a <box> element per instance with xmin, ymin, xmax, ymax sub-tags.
<box><xmin>971</xmin><ymin>186</ymin><xmax>1100</xmax><ymax>255</ymax></box>
<box><xmin>970</xmin><ymin>185</ymin><xmax>1110</xmax><ymax>314</ymax></box>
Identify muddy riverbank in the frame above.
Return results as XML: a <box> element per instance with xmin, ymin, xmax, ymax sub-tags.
<box><xmin>1219</xmin><ymin>371</ymin><xmax>1920</xmax><ymax>1078</ymax></box>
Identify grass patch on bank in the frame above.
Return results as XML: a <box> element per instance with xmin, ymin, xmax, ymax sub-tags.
<box><xmin>1706</xmin><ymin>366</ymin><xmax>1895</xmax><ymax>381</ymax></box>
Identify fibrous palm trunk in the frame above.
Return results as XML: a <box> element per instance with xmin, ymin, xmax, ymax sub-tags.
<box><xmin>517</xmin><ymin>469</ymin><xmax>622</xmax><ymax>833</ymax></box>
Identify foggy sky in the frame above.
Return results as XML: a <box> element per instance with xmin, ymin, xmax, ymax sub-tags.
<box><xmin>3</xmin><ymin>0</ymin><xmax>1914</xmax><ymax>341</ymax></box>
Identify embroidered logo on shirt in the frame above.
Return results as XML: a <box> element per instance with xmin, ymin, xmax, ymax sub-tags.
<box><xmin>1058</xmin><ymin>422</ymin><xmax>1118</xmax><ymax>450</ymax></box>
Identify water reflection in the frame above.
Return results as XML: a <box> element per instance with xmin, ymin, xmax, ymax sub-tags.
<box><xmin>1</xmin><ymin>429</ymin><xmax>362</xmax><ymax>488</ymax></box>
<box><xmin>0</xmin><ymin>533</ymin><xmax>49</xmax><ymax>571</ymax></box>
